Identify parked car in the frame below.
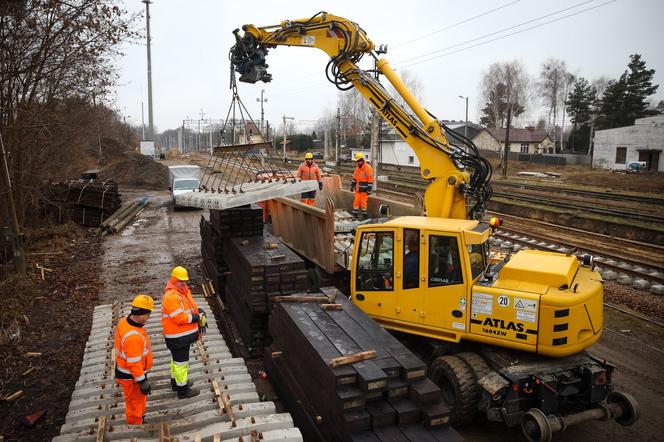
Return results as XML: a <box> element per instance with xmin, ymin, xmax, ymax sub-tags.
<box><xmin>312</xmin><ymin>152</ymin><xmax>324</xmax><ymax>160</ymax></box>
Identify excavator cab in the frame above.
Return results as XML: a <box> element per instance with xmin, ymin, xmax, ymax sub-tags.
<box><xmin>351</xmin><ymin>216</ymin><xmax>605</xmax><ymax>358</ymax></box>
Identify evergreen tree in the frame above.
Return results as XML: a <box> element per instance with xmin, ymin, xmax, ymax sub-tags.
<box><xmin>565</xmin><ymin>78</ymin><xmax>595</xmax><ymax>152</ymax></box>
<box><xmin>596</xmin><ymin>54</ymin><xmax>659</xmax><ymax>129</ymax></box>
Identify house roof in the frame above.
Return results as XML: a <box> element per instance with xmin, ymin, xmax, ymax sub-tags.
<box><xmin>447</xmin><ymin>125</ymin><xmax>483</xmax><ymax>146</ymax></box>
<box><xmin>484</xmin><ymin>128</ymin><xmax>550</xmax><ymax>143</ymax></box>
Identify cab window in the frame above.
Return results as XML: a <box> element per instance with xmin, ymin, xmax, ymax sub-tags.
<box><xmin>428</xmin><ymin>235</ymin><xmax>463</xmax><ymax>287</ymax></box>
<box><xmin>356</xmin><ymin>231</ymin><xmax>394</xmax><ymax>291</ymax></box>
<box><xmin>469</xmin><ymin>242</ymin><xmax>488</xmax><ymax>280</ymax></box>
<box><xmin>403</xmin><ymin>229</ymin><xmax>420</xmax><ymax>290</ymax></box>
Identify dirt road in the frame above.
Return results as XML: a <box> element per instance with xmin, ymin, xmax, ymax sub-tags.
<box><xmin>97</xmin><ymin>189</ymin><xmax>659</xmax><ymax>442</ymax></box>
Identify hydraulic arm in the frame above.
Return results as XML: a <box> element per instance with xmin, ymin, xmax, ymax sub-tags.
<box><xmin>230</xmin><ymin>12</ymin><xmax>492</xmax><ymax>220</ymax></box>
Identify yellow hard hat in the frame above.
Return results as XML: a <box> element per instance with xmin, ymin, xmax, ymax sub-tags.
<box><xmin>171</xmin><ymin>266</ymin><xmax>189</xmax><ymax>281</ymax></box>
<box><xmin>305</xmin><ymin>152</ymin><xmax>313</xmax><ymax>160</ymax></box>
<box><xmin>354</xmin><ymin>152</ymin><xmax>365</xmax><ymax>161</ymax></box>
<box><xmin>131</xmin><ymin>294</ymin><xmax>154</xmax><ymax>312</ymax></box>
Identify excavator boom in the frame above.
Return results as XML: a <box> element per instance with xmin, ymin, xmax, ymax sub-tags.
<box><xmin>230</xmin><ymin>12</ymin><xmax>492</xmax><ymax>220</ymax></box>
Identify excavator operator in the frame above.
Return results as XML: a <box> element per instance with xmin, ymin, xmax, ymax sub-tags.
<box><xmin>350</xmin><ymin>152</ymin><xmax>374</xmax><ymax>220</ymax></box>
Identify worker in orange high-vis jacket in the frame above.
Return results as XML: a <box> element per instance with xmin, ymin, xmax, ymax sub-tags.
<box><xmin>162</xmin><ymin>266</ymin><xmax>207</xmax><ymax>399</ymax></box>
<box><xmin>114</xmin><ymin>294</ymin><xmax>154</xmax><ymax>425</ymax></box>
<box><xmin>350</xmin><ymin>152</ymin><xmax>374</xmax><ymax>220</ymax></box>
<box><xmin>296</xmin><ymin>152</ymin><xmax>323</xmax><ymax>206</ymax></box>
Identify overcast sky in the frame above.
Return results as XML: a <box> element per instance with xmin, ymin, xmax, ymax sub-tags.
<box><xmin>114</xmin><ymin>0</ymin><xmax>664</xmax><ymax>134</ymax></box>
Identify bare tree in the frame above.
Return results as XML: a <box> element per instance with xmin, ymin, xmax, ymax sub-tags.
<box><xmin>539</xmin><ymin>59</ymin><xmax>569</xmax><ymax>151</ymax></box>
<box><xmin>0</xmin><ymin>1</ymin><xmax>138</xmax><ymax>226</ymax></box>
<box><xmin>479</xmin><ymin>61</ymin><xmax>531</xmax><ymax>127</ymax></box>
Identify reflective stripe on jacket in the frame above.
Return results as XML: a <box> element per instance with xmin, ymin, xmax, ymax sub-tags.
<box><xmin>161</xmin><ymin>280</ymin><xmax>199</xmax><ymax>345</ymax></box>
<box><xmin>115</xmin><ymin>317</ymin><xmax>152</xmax><ymax>382</ymax></box>
<box><xmin>353</xmin><ymin>161</ymin><xmax>374</xmax><ymax>192</ymax></box>
<box><xmin>297</xmin><ymin>161</ymin><xmax>322</xmax><ymax>182</ymax></box>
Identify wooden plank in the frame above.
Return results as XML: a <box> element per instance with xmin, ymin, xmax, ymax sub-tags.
<box><xmin>300</xmin><ymin>304</ymin><xmax>386</xmax><ymax>392</ymax></box>
<box><xmin>211</xmin><ymin>379</ymin><xmax>236</xmax><ymax>426</ymax></box>
<box><xmin>196</xmin><ymin>340</ymin><xmax>209</xmax><ymax>365</ymax></box>
<box><xmin>331</xmin><ymin>296</ymin><xmax>427</xmax><ymax>381</ymax></box>
<box><xmin>159</xmin><ymin>421</ymin><xmax>171</xmax><ymax>442</ymax></box>
<box><xmin>321</xmin><ymin>303</ymin><xmax>342</xmax><ymax>310</ymax></box>
<box><xmin>269</xmin><ymin>303</ymin><xmax>357</xmax><ymax>386</ymax></box>
<box><xmin>330</xmin><ymin>350</ymin><xmax>377</xmax><ymax>368</ymax></box>
<box><xmin>194</xmin><ymin>433</ymin><xmax>201</xmax><ymax>442</ymax></box>
<box><xmin>274</xmin><ymin>295</ymin><xmax>328</xmax><ymax>303</ymax></box>
<box><xmin>95</xmin><ymin>416</ymin><xmax>106</xmax><ymax>442</ymax></box>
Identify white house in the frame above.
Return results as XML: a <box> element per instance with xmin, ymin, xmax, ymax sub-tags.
<box><xmin>379</xmin><ymin>140</ymin><xmax>419</xmax><ymax>167</ymax></box>
<box><xmin>592</xmin><ymin>115</ymin><xmax>664</xmax><ymax>171</ymax></box>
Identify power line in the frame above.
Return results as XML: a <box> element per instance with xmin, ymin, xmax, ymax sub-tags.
<box><xmin>396</xmin><ymin>0</ymin><xmax>598</xmax><ymax>66</ymax></box>
<box><xmin>398</xmin><ymin>0</ymin><xmax>616</xmax><ymax>69</ymax></box>
<box><xmin>263</xmin><ymin>3</ymin><xmax>521</xmax><ymax>96</ymax></box>
<box><xmin>392</xmin><ymin>0</ymin><xmax>521</xmax><ymax>49</ymax></box>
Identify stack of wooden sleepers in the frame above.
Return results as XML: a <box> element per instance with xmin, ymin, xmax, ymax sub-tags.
<box><xmin>265</xmin><ymin>291</ymin><xmax>463</xmax><ymax>441</ymax></box>
<box><xmin>224</xmin><ymin>232</ymin><xmax>310</xmax><ymax>357</ymax></box>
<box><xmin>200</xmin><ymin>204</ymin><xmax>264</xmax><ymax>294</ymax></box>
<box><xmin>43</xmin><ymin>179</ymin><xmax>121</xmax><ymax>227</ymax></box>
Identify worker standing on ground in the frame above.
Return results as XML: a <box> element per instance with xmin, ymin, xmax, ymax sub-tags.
<box><xmin>350</xmin><ymin>152</ymin><xmax>374</xmax><ymax>219</ymax></box>
<box><xmin>162</xmin><ymin>266</ymin><xmax>207</xmax><ymax>399</ymax></box>
<box><xmin>297</xmin><ymin>152</ymin><xmax>323</xmax><ymax>206</ymax></box>
<box><xmin>114</xmin><ymin>294</ymin><xmax>154</xmax><ymax>425</ymax></box>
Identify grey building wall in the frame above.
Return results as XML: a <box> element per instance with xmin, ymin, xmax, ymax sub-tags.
<box><xmin>593</xmin><ymin>115</ymin><xmax>664</xmax><ymax>171</ymax></box>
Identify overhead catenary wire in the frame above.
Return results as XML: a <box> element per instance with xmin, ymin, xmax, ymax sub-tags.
<box><xmin>392</xmin><ymin>0</ymin><xmax>521</xmax><ymax>49</ymax></box>
<box><xmin>396</xmin><ymin>0</ymin><xmax>616</xmax><ymax>69</ymax></box>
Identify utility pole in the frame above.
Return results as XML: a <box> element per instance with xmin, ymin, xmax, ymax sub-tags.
<box><xmin>502</xmin><ymin>105</ymin><xmax>512</xmax><ymax>178</ymax></box>
<box><xmin>141</xmin><ymin>101</ymin><xmax>146</xmax><ymax>140</ymax></box>
<box><xmin>336</xmin><ymin>108</ymin><xmax>341</xmax><ymax>165</ymax></box>
<box><xmin>256</xmin><ymin>89</ymin><xmax>268</xmax><ymax>137</ymax></box>
<box><xmin>0</xmin><ymin>133</ymin><xmax>26</xmax><ymax>273</ymax></box>
<box><xmin>458</xmin><ymin>95</ymin><xmax>469</xmax><ymax>141</ymax></box>
<box><xmin>142</xmin><ymin>0</ymin><xmax>155</xmax><ymax>146</ymax></box>
<box><xmin>198</xmin><ymin>109</ymin><xmax>205</xmax><ymax>151</ymax></box>
<box><xmin>282</xmin><ymin>115</ymin><xmax>294</xmax><ymax>162</ymax></box>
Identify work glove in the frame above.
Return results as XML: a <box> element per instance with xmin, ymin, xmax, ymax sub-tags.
<box><xmin>198</xmin><ymin>310</ymin><xmax>208</xmax><ymax>334</ymax></box>
<box><xmin>318</xmin><ymin>181</ymin><xmax>323</xmax><ymax>191</ymax></box>
<box><xmin>138</xmin><ymin>379</ymin><xmax>151</xmax><ymax>395</ymax></box>
<box><xmin>349</xmin><ymin>180</ymin><xmax>356</xmax><ymax>192</ymax></box>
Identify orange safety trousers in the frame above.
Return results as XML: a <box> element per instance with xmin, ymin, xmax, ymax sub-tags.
<box><xmin>117</xmin><ymin>380</ymin><xmax>147</xmax><ymax>425</ymax></box>
<box><xmin>301</xmin><ymin>198</ymin><xmax>316</xmax><ymax>206</ymax></box>
<box><xmin>353</xmin><ymin>191</ymin><xmax>368</xmax><ymax>211</ymax></box>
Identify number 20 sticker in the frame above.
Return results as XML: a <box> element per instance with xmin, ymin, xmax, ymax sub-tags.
<box><xmin>497</xmin><ymin>295</ymin><xmax>510</xmax><ymax>307</ymax></box>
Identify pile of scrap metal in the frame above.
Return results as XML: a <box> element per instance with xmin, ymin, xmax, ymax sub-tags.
<box><xmin>42</xmin><ymin>178</ymin><xmax>121</xmax><ymax>227</ymax></box>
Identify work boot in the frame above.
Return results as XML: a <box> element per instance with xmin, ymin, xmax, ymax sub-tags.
<box><xmin>360</xmin><ymin>211</ymin><xmax>368</xmax><ymax>220</ymax></box>
<box><xmin>351</xmin><ymin>209</ymin><xmax>359</xmax><ymax>219</ymax></box>
<box><xmin>171</xmin><ymin>379</ymin><xmax>193</xmax><ymax>392</ymax></box>
<box><xmin>177</xmin><ymin>385</ymin><xmax>200</xmax><ymax>399</ymax></box>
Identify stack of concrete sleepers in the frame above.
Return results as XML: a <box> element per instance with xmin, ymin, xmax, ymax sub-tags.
<box><xmin>265</xmin><ymin>293</ymin><xmax>462</xmax><ymax>441</ymax></box>
<box><xmin>55</xmin><ymin>294</ymin><xmax>302</xmax><ymax>441</ymax></box>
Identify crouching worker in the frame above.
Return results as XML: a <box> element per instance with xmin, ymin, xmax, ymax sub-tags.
<box><xmin>115</xmin><ymin>294</ymin><xmax>154</xmax><ymax>425</ymax></box>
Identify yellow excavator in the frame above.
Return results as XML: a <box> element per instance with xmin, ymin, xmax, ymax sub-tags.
<box><xmin>230</xmin><ymin>12</ymin><xmax>638</xmax><ymax>441</ymax></box>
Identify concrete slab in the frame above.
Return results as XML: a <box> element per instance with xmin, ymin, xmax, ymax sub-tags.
<box><xmin>175</xmin><ymin>180</ymin><xmax>318</xmax><ymax>210</ymax></box>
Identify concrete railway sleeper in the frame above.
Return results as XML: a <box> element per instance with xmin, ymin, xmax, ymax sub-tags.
<box><xmin>57</xmin><ymin>300</ymin><xmax>302</xmax><ymax>440</ymax></box>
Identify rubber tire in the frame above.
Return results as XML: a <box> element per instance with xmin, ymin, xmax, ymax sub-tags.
<box><xmin>456</xmin><ymin>352</ymin><xmax>491</xmax><ymax>383</ymax></box>
<box><xmin>429</xmin><ymin>355</ymin><xmax>478</xmax><ymax>426</ymax></box>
